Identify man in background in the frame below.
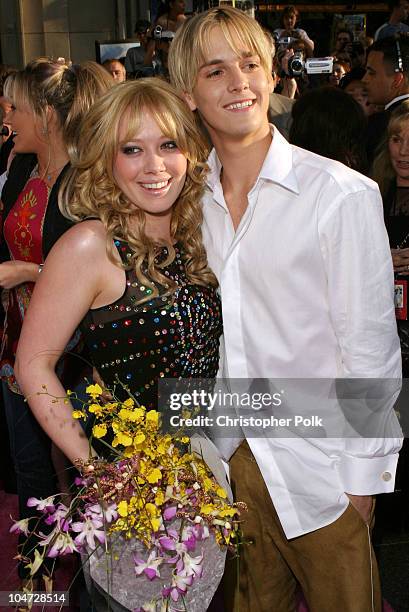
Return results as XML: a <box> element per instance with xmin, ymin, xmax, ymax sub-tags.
<box><xmin>125</xmin><ymin>20</ymin><xmax>153</xmax><ymax>78</ymax></box>
<box><xmin>375</xmin><ymin>0</ymin><xmax>409</xmax><ymax>41</ymax></box>
<box><xmin>363</xmin><ymin>35</ymin><xmax>409</xmax><ymax>164</ymax></box>
<box><xmin>102</xmin><ymin>58</ymin><xmax>126</xmax><ymax>82</ymax></box>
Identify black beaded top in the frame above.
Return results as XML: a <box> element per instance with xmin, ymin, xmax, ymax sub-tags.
<box><xmin>80</xmin><ymin>240</ymin><xmax>222</xmax><ymax>408</ymax></box>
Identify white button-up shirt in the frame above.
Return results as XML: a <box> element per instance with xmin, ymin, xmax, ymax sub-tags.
<box><xmin>202</xmin><ymin>126</ymin><xmax>403</xmax><ymax>538</ymax></box>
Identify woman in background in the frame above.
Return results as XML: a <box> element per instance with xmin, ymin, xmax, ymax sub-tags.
<box><xmin>0</xmin><ymin>58</ymin><xmax>113</xmax><ymax>587</ymax></box>
<box><xmin>373</xmin><ymin>101</ymin><xmax>409</xmax><ymax>329</ymax></box>
<box><xmin>273</xmin><ymin>4</ymin><xmax>314</xmax><ymax>56</ymax></box>
<box><xmin>372</xmin><ymin>99</ymin><xmax>409</xmax><ymax>532</ymax></box>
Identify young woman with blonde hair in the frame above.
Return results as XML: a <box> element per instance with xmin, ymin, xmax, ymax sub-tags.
<box><xmin>15</xmin><ymin>77</ymin><xmax>221</xmax><ymax>464</ymax></box>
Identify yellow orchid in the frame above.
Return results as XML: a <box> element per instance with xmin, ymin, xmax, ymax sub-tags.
<box><xmin>145</xmin><ymin>410</ymin><xmax>160</xmax><ymax>429</ymax></box>
<box><xmin>72</xmin><ymin>410</ymin><xmax>85</xmax><ymax>419</ymax></box>
<box><xmin>85</xmin><ymin>383</ymin><xmax>103</xmax><ymax>399</ymax></box>
<box><xmin>117</xmin><ymin>501</ymin><xmax>128</xmax><ymax>517</ymax></box>
<box><xmin>146</xmin><ymin>468</ymin><xmax>162</xmax><ymax>484</ymax></box>
<box><xmin>92</xmin><ymin>423</ymin><xmax>107</xmax><ymax>438</ymax></box>
<box><xmin>88</xmin><ymin>403</ymin><xmax>105</xmax><ymax>416</ymax></box>
<box><xmin>216</xmin><ymin>487</ymin><xmax>228</xmax><ymax>499</ymax></box>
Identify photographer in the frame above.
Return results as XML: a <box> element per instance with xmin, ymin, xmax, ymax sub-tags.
<box><xmin>277</xmin><ymin>38</ymin><xmax>309</xmax><ymax>99</ymax></box>
<box><xmin>125</xmin><ymin>19</ymin><xmax>155</xmax><ymax>78</ymax></box>
<box><xmin>273</xmin><ymin>5</ymin><xmax>314</xmax><ymax>57</ymax></box>
<box><xmin>332</xmin><ymin>28</ymin><xmax>354</xmax><ymax>56</ymax></box>
<box><xmin>145</xmin><ymin>0</ymin><xmax>186</xmax><ymax>79</ymax></box>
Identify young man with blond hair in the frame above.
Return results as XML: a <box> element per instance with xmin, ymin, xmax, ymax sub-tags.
<box><xmin>169</xmin><ymin>7</ymin><xmax>402</xmax><ymax>612</ymax></box>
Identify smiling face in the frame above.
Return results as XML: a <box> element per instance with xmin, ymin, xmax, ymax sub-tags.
<box><xmin>185</xmin><ymin>26</ymin><xmax>273</xmax><ymax>146</ymax></box>
<box><xmin>7</xmin><ymin>100</ymin><xmax>43</xmax><ymax>153</ymax></box>
<box><xmin>389</xmin><ymin>122</ymin><xmax>409</xmax><ymax>186</ymax></box>
<box><xmin>113</xmin><ymin>111</ymin><xmax>187</xmax><ymax>234</ymax></box>
<box><xmin>329</xmin><ymin>63</ymin><xmax>346</xmax><ymax>86</ymax></box>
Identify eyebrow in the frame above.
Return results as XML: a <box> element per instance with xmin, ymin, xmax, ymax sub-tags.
<box><xmin>198</xmin><ymin>52</ymin><xmax>258</xmax><ymax>71</ymax></box>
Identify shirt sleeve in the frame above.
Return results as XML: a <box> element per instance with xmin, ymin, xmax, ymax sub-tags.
<box><xmin>297</xmin><ymin>29</ymin><xmax>314</xmax><ymax>50</ymax></box>
<box><xmin>318</xmin><ymin>186</ymin><xmax>403</xmax><ymax>494</ymax></box>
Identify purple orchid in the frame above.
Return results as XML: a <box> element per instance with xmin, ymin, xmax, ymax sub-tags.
<box><xmin>86</xmin><ymin>502</ymin><xmax>118</xmax><ymax>523</ymax></box>
<box><xmin>9</xmin><ymin>517</ymin><xmax>30</xmax><ymax>536</ymax></box>
<box><xmin>27</xmin><ymin>496</ymin><xmax>55</xmax><ymax>513</ymax></box>
<box><xmin>180</xmin><ymin>526</ymin><xmax>197</xmax><ymax>552</ymax></box>
<box><xmin>192</xmin><ymin>521</ymin><xmax>210</xmax><ymax>541</ymax></box>
<box><xmin>176</xmin><ymin>552</ymin><xmax>204</xmax><ymax>578</ymax></box>
<box><xmin>163</xmin><ymin>505</ymin><xmax>177</xmax><ymax>521</ymax></box>
<box><xmin>38</xmin><ymin>529</ymin><xmax>78</xmax><ymax>557</ymax></box>
<box><xmin>44</xmin><ymin>503</ymin><xmax>71</xmax><ymax>531</ymax></box>
<box><xmin>162</xmin><ymin>574</ymin><xmax>193</xmax><ymax>602</ymax></box>
<box><xmin>134</xmin><ymin>550</ymin><xmax>164</xmax><ymax>581</ymax></box>
<box><xmin>71</xmin><ymin>515</ymin><xmax>106</xmax><ymax>550</ymax></box>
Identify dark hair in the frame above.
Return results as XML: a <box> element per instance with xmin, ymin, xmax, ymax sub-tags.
<box><xmin>289</xmin><ymin>86</ymin><xmax>368</xmax><ymax>173</ymax></box>
<box><xmin>339</xmin><ymin>66</ymin><xmax>366</xmax><ymax>89</ymax></box>
<box><xmin>369</xmin><ymin>35</ymin><xmax>409</xmax><ymax>75</ymax></box>
<box><xmin>336</xmin><ymin>29</ymin><xmax>354</xmax><ymax>43</ymax></box>
<box><xmin>134</xmin><ymin>19</ymin><xmax>151</xmax><ymax>34</ymax></box>
<box><xmin>388</xmin><ymin>0</ymin><xmax>403</xmax><ymax>10</ymax></box>
<box><xmin>0</xmin><ymin>65</ymin><xmax>17</xmax><ymax>96</ymax></box>
<box><xmin>102</xmin><ymin>58</ymin><xmax>125</xmax><ymax>66</ymax></box>
<box><xmin>156</xmin><ymin>1</ymin><xmax>178</xmax><ymax>20</ymax></box>
<box><xmin>281</xmin><ymin>5</ymin><xmax>299</xmax><ymax>26</ymax></box>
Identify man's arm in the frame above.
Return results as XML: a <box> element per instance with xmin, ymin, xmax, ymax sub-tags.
<box><xmin>318</xmin><ymin>185</ymin><xmax>403</xmax><ymax>505</ymax></box>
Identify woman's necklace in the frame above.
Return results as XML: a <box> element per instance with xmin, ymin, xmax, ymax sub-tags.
<box><xmin>38</xmin><ymin>161</ymin><xmax>67</xmax><ymax>185</ymax></box>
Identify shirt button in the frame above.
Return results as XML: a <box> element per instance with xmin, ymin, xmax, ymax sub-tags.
<box><xmin>382</xmin><ymin>471</ymin><xmax>392</xmax><ymax>482</ymax></box>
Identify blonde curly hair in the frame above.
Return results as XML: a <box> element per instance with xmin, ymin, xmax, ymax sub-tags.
<box><xmin>60</xmin><ymin>78</ymin><xmax>217</xmax><ymax>301</ymax></box>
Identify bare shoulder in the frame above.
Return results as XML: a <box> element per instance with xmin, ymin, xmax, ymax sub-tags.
<box><xmin>48</xmin><ymin>219</ymin><xmax>108</xmax><ymax>262</ymax></box>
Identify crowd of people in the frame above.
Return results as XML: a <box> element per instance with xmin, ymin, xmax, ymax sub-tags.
<box><xmin>0</xmin><ymin>2</ymin><xmax>408</xmax><ymax>611</ymax></box>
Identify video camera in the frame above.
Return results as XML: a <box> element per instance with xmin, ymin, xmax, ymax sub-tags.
<box><xmin>277</xmin><ymin>37</ymin><xmax>333</xmax><ymax>78</ymax></box>
<box><xmin>287</xmin><ymin>54</ymin><xmax>334</xmax><ymax>78</ymax></box>
<box><xmin>153</xmin><ymin>25</ymin><xmax>175</xmax><ymax>43</ymax></box>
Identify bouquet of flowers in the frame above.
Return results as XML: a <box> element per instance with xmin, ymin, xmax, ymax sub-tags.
<box><xmin>10</xmin><ymin>383</ymin><xmax>244</xmax><ymax>611</ymax></box>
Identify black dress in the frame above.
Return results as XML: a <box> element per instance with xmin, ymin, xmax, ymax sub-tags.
<box><xmin>80</xmin><ymin>240</ymin><xmax>222</xmax><ymax>407</ymax></box>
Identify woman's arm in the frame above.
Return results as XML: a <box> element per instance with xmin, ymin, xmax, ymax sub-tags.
<box><xmin>15</xmin><ymin>221</ymin><xmax>113</xmax><ymax>464</ymax></box>
<box><xmin>0</xmin><ymin>260</ymin><xmax>40</xmax><ymax>288</ymax></box>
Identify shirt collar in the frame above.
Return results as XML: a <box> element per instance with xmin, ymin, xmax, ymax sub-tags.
<box><xmin>385</xmin><ymin>93</ymin><xmax>409</xmax><ymax>110</ymax></box>
<box><xmin>206</xmin><ymin>125</ymin><xmax>300</xmax><ymax>195</ymax></box>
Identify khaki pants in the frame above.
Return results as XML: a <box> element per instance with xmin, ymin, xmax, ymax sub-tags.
<box><xmin>223</xmin><ymin>441</ymin><xmax>381</xmax><ymax>612</ymax></box>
